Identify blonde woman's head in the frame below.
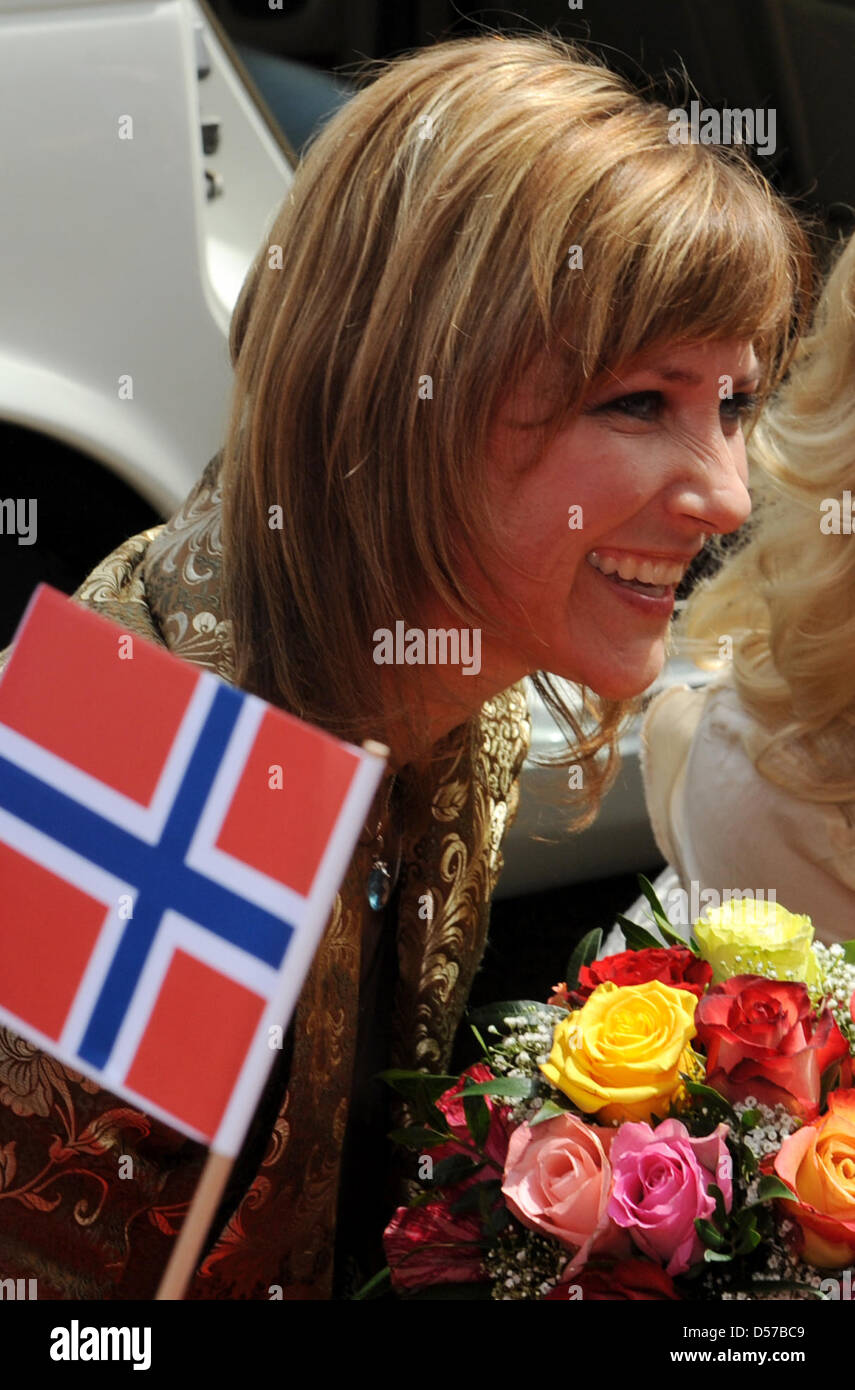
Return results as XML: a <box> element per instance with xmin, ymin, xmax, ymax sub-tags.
<box><xmin>684</xmin><ymin>231</ymin><xmax>855</xmax><ymax>803</ymax></box>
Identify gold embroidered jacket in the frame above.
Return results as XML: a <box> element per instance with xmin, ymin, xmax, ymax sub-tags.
<box><xmin>0</xmin><ymin>455</ymin><xmax>531</xmax><ymax>1300</ymax></box>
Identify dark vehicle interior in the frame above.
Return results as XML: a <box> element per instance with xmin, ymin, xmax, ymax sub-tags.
<box><xmin>209</xmin><ymin>0</ymin><xmax>855</xmax><ymax>239</ymax></box>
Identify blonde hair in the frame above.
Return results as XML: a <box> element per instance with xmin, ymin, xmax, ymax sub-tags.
<box><xmin>684</xmin><ymin>231</ymin><xmax>855</xmax><ymax>806</ymax></box>
<box><xmin>221</xmin><ymin>33</ymin><xmax>811</xmax><ymax>823</ymax></box>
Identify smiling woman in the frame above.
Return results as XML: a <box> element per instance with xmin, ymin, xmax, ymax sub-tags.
<box><xmin>223</xmin><ymin>33</ymin><xmax>812</xmax><ymax>824</ymax></box>
<box><xmin>471</xmin><ymin>337</ymin><xmax>761</xmax><ymax>709</ymax></box>
<box><xmin>0</xmin><ymin>33</ymin><xmax>814</xmax><ymax>1302</ymax></box>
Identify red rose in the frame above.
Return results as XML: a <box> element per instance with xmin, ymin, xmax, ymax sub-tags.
<box><xmin>695</xmin><ymin>975</ymin><xmax>850</xmax><ymax>1119</ymax></box>
<box><xmin>578</xmin><ymin>947</ymin><xmax>712</xmax><ymax>1001</ymax></box>
<box><xmin>545</xmin><ymin>1258</ymin><xmax>680</xmax><ymax>1300</ymax></box>
<box><xmin>432</xmin><ymin>1064</ymin><xmax>513</xmax><ymax>1173</ymax></box>
<box><xmin>383</xmin><ymin>1201</ymin><xmax>486</xmax><ymax>1291</ymax></box>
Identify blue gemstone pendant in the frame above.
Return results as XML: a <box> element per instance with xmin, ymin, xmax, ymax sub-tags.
<box><xmin>367</xmin><ymin>862</ymin><xmax>392</xmax><ymax>911</ymax></box>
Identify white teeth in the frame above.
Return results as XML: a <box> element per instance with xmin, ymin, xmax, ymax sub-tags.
<box><xmin>587</xmin><ymin>551</ymin><xmax>619</xmax><ymax>576</ymax></box>
<box><xmin>586</xmin><ymin>550</ymin><xmax>687</xmax><ymax>586</ymax></box>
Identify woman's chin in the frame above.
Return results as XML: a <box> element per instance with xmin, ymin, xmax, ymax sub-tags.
<box><xmin>594</xmin><ymin>674</ymin><xmax>659</xmax><ymax>701</ymax></box>
<box><xmin>571</xmin><ymin>653</ymin><xmax>666</xmax><ymax>702</ymax></box>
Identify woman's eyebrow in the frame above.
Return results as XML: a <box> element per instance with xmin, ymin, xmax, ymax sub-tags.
<box><xmin>618</xmin><ymin>365</ymin><xmax>762</xmax><ymax>388</ymax></box>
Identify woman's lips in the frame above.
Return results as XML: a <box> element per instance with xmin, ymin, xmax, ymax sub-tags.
<box><xmin>585</xmin><ymin>554</ymin><xmax>677</xmax><ymax>616</ymax></box>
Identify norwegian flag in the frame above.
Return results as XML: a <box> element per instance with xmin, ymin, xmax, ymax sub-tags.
<box><xmin>0</xmin><ymin>585</ymin><xmax>385</xmax><ymax>1154</ymax></box>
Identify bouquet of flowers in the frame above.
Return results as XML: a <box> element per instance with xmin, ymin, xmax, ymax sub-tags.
<box><xmin>369</xmin><ymin>880</ymin><xmax>855</xmax><ymax>1300</ymax></box>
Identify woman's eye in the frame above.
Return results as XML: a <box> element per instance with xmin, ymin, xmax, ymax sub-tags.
<box><xmin>591</xmin><ymin>391</ymin><xmax>663</xmax><ymax>422</ymax></box>
<box><xmin>719</xmin><ymin>391</ymin><xmax>758</xmax><ymax>427</ymax></box>
<box><xmin>587</xmin><ymin>388</ymin><xmax>759</xmax><ymax>429</ymax></box>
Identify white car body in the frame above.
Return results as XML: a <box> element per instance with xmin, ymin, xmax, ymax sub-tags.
<box><xmin>496</xmin><ymin>652</ymin><xmax>712</xmax><ymax>898</ymax></box>
<box><xmin>0</xmin><ymin>0</ymin><xmax>293</xmax><ymax>514</ymax></box>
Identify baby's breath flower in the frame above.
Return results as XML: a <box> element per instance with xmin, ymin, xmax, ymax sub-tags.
<box><xmin>485</xmin><ymin>1226</ymin><xmax>565</xmax><ymax>1300</ymax></box>
<box><xmin>811</xmin><ymin>941</ymin><xmax>855</xmax><ymax>1050</ymax></box>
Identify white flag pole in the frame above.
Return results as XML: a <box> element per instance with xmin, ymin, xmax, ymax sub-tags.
<box><xmin>154</xmin><ymin>738</ymin><xmax>390</xmax><ymax>1301</ymax></box>
<box><xmin>155</xmin><ymin>1150</ymin><xmax>234</xmax><ymax>1300</ymax></box>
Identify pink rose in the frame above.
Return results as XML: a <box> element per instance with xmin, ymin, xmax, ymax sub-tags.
<box><xmin>501</xmin><ymin>1112</ymin><xmax>628</xmax><ymax>1274</ymax></box>
<box><xmin>607</xmin><ymin>1119</ymin><xmax>733</xmax><ymax>1276</ymax></box>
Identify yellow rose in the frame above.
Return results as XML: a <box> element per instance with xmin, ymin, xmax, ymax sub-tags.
<box><xmin>539</xmin><ymin>979</ymin><xmax>703</xmax><ymax>1124</ymax></box>
<box><xmin>693</xmin><ymin>898</ymin><xmax>818</xmax><ymax>986</ymax></box>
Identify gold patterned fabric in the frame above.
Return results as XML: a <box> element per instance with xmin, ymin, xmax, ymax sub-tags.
<box><xmin>0</xmin><ymin>455</ymin><xmax>530</xmax><ymax>1299</ymax></box>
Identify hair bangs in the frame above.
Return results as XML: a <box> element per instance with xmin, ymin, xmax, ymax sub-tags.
<box><xmin>547</xmin><ymin>142</ymin><xmax>809</xmax><ymax>410</ymax></box>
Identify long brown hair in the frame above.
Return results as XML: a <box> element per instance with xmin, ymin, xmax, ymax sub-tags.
<box><xmin>221</xmin><ymin>33</ymin><xmax>811</xmax><ymax>824</ymax></box>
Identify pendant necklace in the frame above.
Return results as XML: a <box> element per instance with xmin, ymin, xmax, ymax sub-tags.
<box><xmin>363</xmin><ymin>771</ymin><xmax>402</xmax><ymax>911</ymax></box>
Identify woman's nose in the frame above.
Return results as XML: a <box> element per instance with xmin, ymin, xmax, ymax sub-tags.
<box><xmin>670</xmin><ymin>431</ymin><xmax>752</xmax><ymax>537</ymax></box>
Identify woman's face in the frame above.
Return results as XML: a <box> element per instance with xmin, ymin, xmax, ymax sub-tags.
<box><xmin>474</xmin><ymin>338</ymin><xmax>758</xmax><ymax>700</ymax></box>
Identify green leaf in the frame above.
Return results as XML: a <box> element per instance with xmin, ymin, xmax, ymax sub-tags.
<box><xmin>351</xmin><ymin>1266</ymin><xmax>392</xmax><ymax>1301</ymax></box>
<box><xmin>754</xmin><ymin>1175</ymin><xmax>797</xmax><ymax>1204</ymax></box>
<box><xmin>460</xmin><ymin>1077</ymin><xmax>538</xmax><ymax>1099</ymax></box>
<box><xmin>477</xmin><ymin>1181</ymin><xmax>498</xmax><ymax>1222</ymax></box>
<box><xmin>565</xmin><ymin>928</ymin><xmax>602</xmax><ymax>990</ymax></box>
<box><xmin>375</xmin><ymin>1069</ymin><xmax>457</xmax><ymax>1131</ymax></box>
<box><xmin>386</xmin><ymin>1126</ymin><xmax>446</xmax><ymax>1149</ymax></box>
<box><xmin>450</xmin><ymin>1179</ymin><xmax>502</xmax><ymax>1217</ymax></box>
<box><xmin>463</xmin><ymin>1092</ymin><xmax>490</xmax><ymax>1148</ymax></box>
<box><xmin>485</xmin><ymin>1203</ymin><xmax>513</xmax><ymax>1239</ymax></box>
<box><xmin>528</xmin><ymin>1099</ymin><xmax>568</xmax><ymax>1128</ymax></box>
<box><xmin>638</xmin><ymin>873</ymin><xmax>700</xmax><ymax>953</ymax></box>
<box><xmin>469</xmin><ymin>1024</ymin><xmax>490</xmax><ymax>1060</ymax></box>
<box><xmin>734</xmin><ymin>1226</ymin><xmax>763</xmax><ymax>1255</ymax></box>
<box><xmin>840</xmin><ymin>939</ymin><xmax>855</xmax><ymax>965</ymax></box>
<box><xmin>653</xmin><ymin>918</ymin><xmax>696</xmax><ymax>951</ymax></box>
<box><xmin>680</xmin><ymin>1077</ymin><xmax>738</xmax><ymax>1124</ymax></box>
<box><xmin>708</xmin><ymin>1182</ymin><xmax>727</xmax><ymax>1227</ymax></box>
<box><xmin>433</xmin><ymin>1154</ymin><xmax>483</xmax><ymax>1187</ymax></box>
<box><xmin>733</xmin><ymin>1206</ymin><xmax>759</xmax><ymax>1233</ymax></box>
<box><xmin>695</xmin><ymin>1217</ymin><xmax>725</xmax><ymax>1250</ymax></box>
<box><xmin>376</xmin><ymin>1070</ymin><xmax>460</xmax><ymax>1103</ymax></box>
<box><xmin>740</xmin><ymin>1108</ymin><xmax>763</xmax><ymax>1131</ymax></box>
<box><xmin>616</xmin><ymin>916</ymin><xmax>662</xmax><ymax>951</ymax></box>
<box><xmin>638</xmin><ymin>872</ymin><xmax>671</xmax><ymax>925</ymax></box>
<box><xmin>703</xmin><ymin>1248</ymin><xmax>733</xmax><ymax>1264</ymax></box>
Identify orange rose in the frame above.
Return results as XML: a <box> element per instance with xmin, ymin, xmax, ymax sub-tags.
<box><xmin>774</xmin><ymin>1089</ymin><xmax>855</xmax><ymax>1267</ymax></box>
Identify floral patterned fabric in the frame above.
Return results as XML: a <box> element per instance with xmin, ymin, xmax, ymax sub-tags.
<box><xmin>0</xmin><ymin>454</ymin><xmax>531</xmax><ymax>1299</ymax></box>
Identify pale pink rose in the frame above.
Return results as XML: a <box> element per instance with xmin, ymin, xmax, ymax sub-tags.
<box><xmin>608</xmin><ymin>1119</ymin><xmax>733</xmax><ymax>1276</ymax></box>
<box><xmin>501</xmin><ymin>1112</ymin><xmax>627</xmax><ymax>1274</ymax></box>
